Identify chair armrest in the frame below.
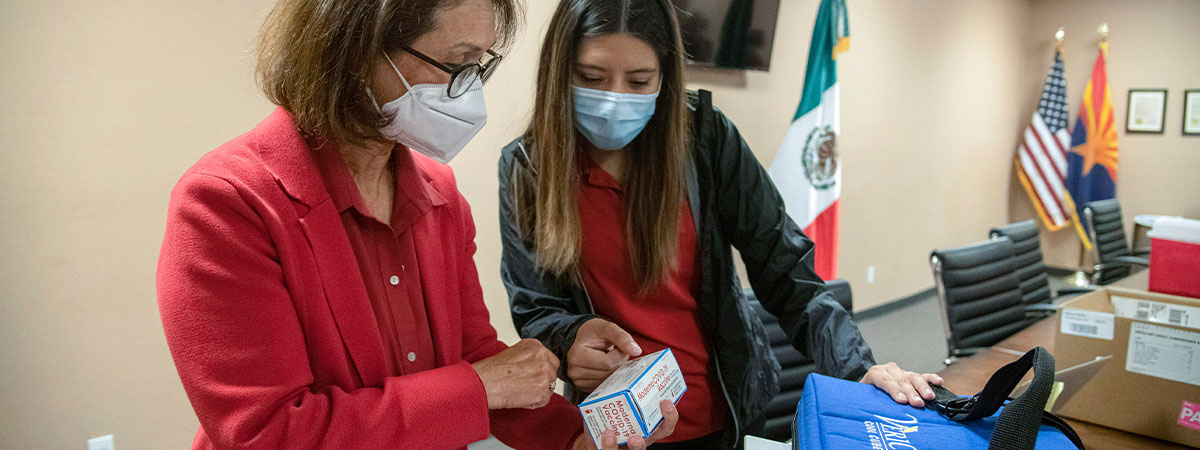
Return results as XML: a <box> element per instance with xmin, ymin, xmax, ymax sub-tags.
<box><xmin>1055</xmin><ymin>286</ymin><xmax>1096</xmax><ymax>295</ymax></box>
<box><xmin>1024</xmin><ymin>304</ymin><xmax>1059</xmax><ymax>313</ymax></box>
<box><xmin>1113</xmin><ymin>255</ymin><xmax>1150</xmax><ymax>266</ymax></box>
<box><xmin>1091</xmin><ymin>258</ymin><xmax>1150</xmax><ymax>284</ymax></box>
<box><xmin>1132</xmin><ymin>249</ymin><xmax>1151</xmax><ymax>258</ymax></box>
<box><xmin>1093</xmin><ymin>259</ymin><xmax>1150</xmax><ymax>274</ymax></box>
<box><xmin>945</xmin><ymin>347</ymin><xmax>988</xmax><ymax>366</ymax></box>
<box><xmin>951</xmin><ymin>347</ymin><xmax>987</xmax><ymax>358</ymax></box>
<box><xmin>1023</xmin><ymin>304</ymin><xmax>1058</xmax><ymax>319</ymax></box>
<box><xmin>1053</xmin><ymin>286</ymin><xmax>1095</xmax><ymax>304</ymax></box>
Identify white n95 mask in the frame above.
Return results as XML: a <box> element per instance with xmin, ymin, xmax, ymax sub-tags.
<box><xmin>373</xmin><ymin>52</ymin><xmax>487</xmax><ymax>164</ymax></box>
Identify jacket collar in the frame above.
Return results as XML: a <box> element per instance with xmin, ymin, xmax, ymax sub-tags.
<box><xmin>579</xmin><ymin>151</ymin><xmax>623</xmax><ymax>191</ymax></box>
<box><xmin>312</xmin><ymin>144</ymin><xmax>445</xmax><ymax>234</ymax></box>
<box><xmin>252</xmin><ymin>107</ymin><xmax>447</xmax><ymax>211</ymax></box>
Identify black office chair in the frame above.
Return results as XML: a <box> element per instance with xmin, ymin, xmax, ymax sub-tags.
<box><xmin>1083</xmin><ymin>199</ymin><xmax>1149</xmax><ymax>285</ymax></box>
<box><xmin>745</xmin><ymin>279</ymin><xmax>853</xmax><ymax>442</ymax></box>
<box><xmin>989</xmin><ymin>219</ymin><xmax>1093</xmax><ymax>307</ymax></box>
<box><xmin>929</xmin><ymin>238</ymin><xmax>1055</xmax><ymax>365</ymax></box>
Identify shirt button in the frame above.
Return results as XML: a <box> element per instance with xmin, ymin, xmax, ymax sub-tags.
<box><xmin>407</xmin><ymin>352</ymin><xmax>417</xmax><ymax>362</ymax></box>
<box><xmin>389</xmin><ymin>275</ymin><xmax>400</xmax><ymax>285</ymax></box>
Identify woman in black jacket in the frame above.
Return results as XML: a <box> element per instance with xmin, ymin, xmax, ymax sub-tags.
<box><xmin>498</xmin><ymin>0</ymin><xmax>942</xmax><ymax>448</ymax></box>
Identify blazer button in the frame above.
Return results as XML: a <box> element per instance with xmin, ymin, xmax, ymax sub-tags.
<box><xmin>407</xmin><ymin>352</ymin><xmax>417</xmax><ymax>362</ymax></box>
<box><xmin>389</xmin><ymin>275</ymin><xmax>400</xmax><ymax>285</ymax></box>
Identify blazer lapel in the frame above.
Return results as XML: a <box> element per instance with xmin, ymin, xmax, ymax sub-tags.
<box><xmin>299</xmin><ymin>204</ymin><xmax>387</xmax><ymax>386</ymax></box>
<box><xmin>254</xmin><ymin>107</ymin><xmax>387</xmax><ymax>386</ymax></box>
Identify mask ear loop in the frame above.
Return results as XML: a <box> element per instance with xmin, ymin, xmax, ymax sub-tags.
<box><xmin>380</xmin><ymin>50</ymin><xmax>418</xmax><ymax>98</ymax></box>
<box><xmin>366</xmin><ymin>86</ymin><xmax>383</xmax><ymax>112</ymax></box>
<box><xmin>367</xmin><ymin>50</ymin><xmax>416</xmax><ymax>118</ymax></box>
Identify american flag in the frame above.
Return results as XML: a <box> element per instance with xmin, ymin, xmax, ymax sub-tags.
<box><xmin>1016</xmin><ymin>50</ymin><xmax>1077</xmax><ymax>230</ymax></box>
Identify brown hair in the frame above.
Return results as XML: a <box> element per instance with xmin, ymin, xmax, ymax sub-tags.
<box><xmin>256</xmin><ymin>0</ymin><xmax>522</xmax><ymax>146</ymax></box>
<box><xmin>512</xmin><ymin>0</ymin><xmax>691</xmax><ymax>288</ymax></box>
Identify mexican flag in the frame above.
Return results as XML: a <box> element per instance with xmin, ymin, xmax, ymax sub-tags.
<box><xmin>768</xmin><ymin>0</ymin><xmax>848</xmax><ymax>281</ymax></box>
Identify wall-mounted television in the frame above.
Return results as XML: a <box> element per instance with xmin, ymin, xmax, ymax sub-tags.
<box><xmin>672</xmin><ymin>0</ymin><xmax>782</xmax><ymax>71</ymax></box>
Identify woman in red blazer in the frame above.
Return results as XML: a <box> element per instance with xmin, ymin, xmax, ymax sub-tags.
<box><xmin>155</xmin><ymin>0</ymin><xmax>675</xmax><ymax>449</ymax></box>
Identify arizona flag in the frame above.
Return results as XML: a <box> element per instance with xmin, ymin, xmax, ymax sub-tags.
<box><xmin>1066</xmin><ymin>42</ymin><xmax>1118</xmax><ymax>248</ymax></box>
<box><xmin>768</xmin><ymin>0</ymin><xmax>848</xmax><ymax>280</ymax></box>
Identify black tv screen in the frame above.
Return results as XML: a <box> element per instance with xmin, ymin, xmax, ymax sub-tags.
<box><xmin>673</xmin><ymin>0</ymin><xmax>782</xmax><ymax>71</ymax></box>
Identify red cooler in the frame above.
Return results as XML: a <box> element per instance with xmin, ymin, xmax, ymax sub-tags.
<box><xmin>1147</xmin><ymin>216</ymin><xmax>1200</xmax><ymax>298</ymax></box>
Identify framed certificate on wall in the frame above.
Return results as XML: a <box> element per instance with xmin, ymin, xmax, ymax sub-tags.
<box><xmin>1184</xmin><ymin>90</ymin><xmax>1200</xmax><ymax>136</ymax></box>
<box><xmin>1126</xmin><ymin>89</ymin><xmax>1167</xmax><ymax>134</ymax></box>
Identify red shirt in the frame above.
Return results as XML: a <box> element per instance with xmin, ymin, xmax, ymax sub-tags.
<box><xmin>577</xmin><ymin>154</ymin><xmax>728</xmax><ymax>442</ymax></box>
<box><xmin>314</xmin><ymin>146</ymin><xmax>437</xmax><ymax>376</ymax></box>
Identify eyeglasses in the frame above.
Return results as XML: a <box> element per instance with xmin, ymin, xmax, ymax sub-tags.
<box><xmin>402</xmin><ymin>46</ymin><xmax>503</xmax><ymax>98</ymax></box>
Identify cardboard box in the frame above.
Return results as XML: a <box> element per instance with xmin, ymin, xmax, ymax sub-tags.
<box><xmin>578</xmin><ymin>349</ymin><xmax>686</xmax><ymax>447</ymax></box>
<box><xmin>1053</xmin><ymin>287</ymin><xmax>1200</xmax><ymax>447</ymax></box>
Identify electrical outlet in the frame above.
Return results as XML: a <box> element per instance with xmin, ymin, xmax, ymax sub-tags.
<box><xmin>866</xmin><ymin>266</ymin><xmax>876</xmax><ymax>284</ymax></box>
<box><xmin>88</xmin><ymin>435</ymin><xmax>114</xmax><ymax>450</ymax></box>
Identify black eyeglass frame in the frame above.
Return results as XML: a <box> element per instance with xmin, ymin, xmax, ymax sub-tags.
<box><xmin>401</xmin><ymin>46</ymin><xmax>502</xmax><ymax>98</ymax></box>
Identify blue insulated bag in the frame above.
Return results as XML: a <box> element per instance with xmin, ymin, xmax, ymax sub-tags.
<box><xmin>793</xmin><ymin>347</ymin><xmax>1084</xmax><ymax>449</ymax></box>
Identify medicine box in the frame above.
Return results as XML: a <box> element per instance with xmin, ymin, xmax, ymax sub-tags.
<box><xmin>578</xmin><ymin>348</ymin><xmax>687</xmax><ymax>447</ymax></box>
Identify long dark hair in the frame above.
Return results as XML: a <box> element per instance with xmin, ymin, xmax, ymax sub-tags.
<box><xmin>512</xmin><ymin>0</ymin><xmax>691</xmax><ymax>288</ymax></box>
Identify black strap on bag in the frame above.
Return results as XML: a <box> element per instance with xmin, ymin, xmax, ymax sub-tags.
<box><xmin>929</xmin><ymin>347</ymin><xmax>1085</xmax><ymax>450</ymax></box>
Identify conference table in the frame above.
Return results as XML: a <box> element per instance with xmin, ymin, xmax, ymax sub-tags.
<box><xmin>936</xmin><ymin>270</ymin><xmax>1192</xmax><ymax>449</ymax></box>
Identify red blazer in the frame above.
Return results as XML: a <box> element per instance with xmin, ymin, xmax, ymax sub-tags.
<box><xmin>157</xmin><ymin>108</ymin><xmax>583</xmax><ymax>450</ymax></box>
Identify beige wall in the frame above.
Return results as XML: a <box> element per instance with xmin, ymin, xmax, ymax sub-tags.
<box><xmin>1011</xmin><ymin>0</ymin><xmax>1200</xmax><ymax>269</ymax></box>
<box><xmin>1</xmin><ymin>0</ymin><xmax>1196</xmax><ymax>448</ymax></box>
<box><xmin>1</xmin><ymin>1</ymin><xmax>275</xmax><ymax>448</ymax></box>
<box><xmin>692</xmin><ymin>0</ymin><xmax>1038</xmax><ymax>309</ymax></box>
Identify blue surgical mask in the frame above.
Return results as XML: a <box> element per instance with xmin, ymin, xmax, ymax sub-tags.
<box><xmin>572</xmin><ymin>85</ymin><xmax>658</xmax><ymax>150</ymax></box>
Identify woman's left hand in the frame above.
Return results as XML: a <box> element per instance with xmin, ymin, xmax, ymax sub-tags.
<box><xmin>859</xmin><ymin>362</ymin><xmax>944</xmax><ymax>408</ymax></box>
<box><xmin>570</xmin><ymin>400</ymin><xmax>678</xmax><ymax>450</ymax></box>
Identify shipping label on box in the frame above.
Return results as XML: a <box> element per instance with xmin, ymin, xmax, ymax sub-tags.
<box><xmin>1125</xmin><ymin>322</ymin><xmax>1200</xmax><ymax>387</ymax></box>
<box><xmin>578</xmin><ymin>349</ymin><xmax>686</xmax><ymax>447</ymax></box>
<box><xmin>1060</xmin><ymin>308</ymin><xmax>1115</xmax><ymax>340</ymax></box>
<box><xmin>1112</xmin><ymin>296</ymin><xmax>1200</xmax><ymax>331</ymax></box>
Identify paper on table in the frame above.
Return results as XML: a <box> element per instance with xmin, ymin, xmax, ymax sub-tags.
<box><xmin>1010</xmin><ymin>355</ymin><xmax>1111</xmax><ymax>409</ymax></box>
<box><xmin>744</xmin><ymin>435</ymin><xmax>790</xmax><ymax>450</ymax></box>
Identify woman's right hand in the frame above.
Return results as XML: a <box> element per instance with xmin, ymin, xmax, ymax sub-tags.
<box><xmin>568</xmin><ymin>319</ymin><xmax>643</xmax><ymax>392</ymax></box>
<box><xmin>472</xmin><ymin>339</ymin><xmax>560</xmax><ymax>410</ymax></box>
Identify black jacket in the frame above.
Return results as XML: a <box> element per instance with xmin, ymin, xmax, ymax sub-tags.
<box><xmin>497</xmin><ymin>90</ymin><xmax>875</xmax><ymax>447</ymax></box>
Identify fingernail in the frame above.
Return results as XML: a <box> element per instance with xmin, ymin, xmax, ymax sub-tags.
<box><xmin>897</xmin><ymin>393</ymin><xmax>906</xmax><ymax>401</ymax></box>
<box><xmin>924</xmin><ymin>388</ymin><xmax>934</xmax><ymax>397</ymax></box>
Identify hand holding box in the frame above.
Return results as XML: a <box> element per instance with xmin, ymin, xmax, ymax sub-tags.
<box><xmin>578</xmin><ymin>349</ymin><xmax>686</xmax><ymax>447</ymax></box>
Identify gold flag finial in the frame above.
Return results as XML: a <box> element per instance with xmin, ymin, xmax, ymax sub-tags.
<box><xmin>1055</xmin><ymin>27</ymin><xmax>1065</xmax><ymax>50</ymax></box>
<box><xmin>1098</xmin><ymin>22</ymin><xmax>1109</xmax><ymax>41</ymax></box>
